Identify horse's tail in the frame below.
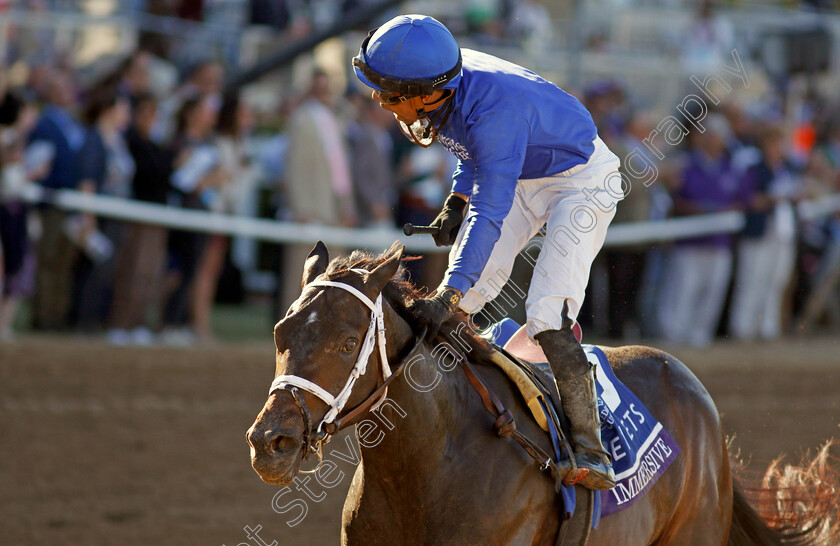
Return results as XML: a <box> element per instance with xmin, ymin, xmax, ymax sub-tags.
<box><xmin>728</xmin><ymin>440</ymin><xmax>840</xmax><ymax>546</ymax></box>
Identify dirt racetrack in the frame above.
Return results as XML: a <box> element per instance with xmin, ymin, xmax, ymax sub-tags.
<box><xmin>1</xmin><ymin>335</ymin><xmax>838</xmax><ymax>546</ymax></box>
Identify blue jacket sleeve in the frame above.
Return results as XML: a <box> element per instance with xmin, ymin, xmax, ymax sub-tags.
<box><xmin>442</xmin><ymin>109</ymin><xmax>528</xmax><ymax>295</ymax></box>
<box><xmin>451</xmin><ymin>159</ymin><xmax>475</xmax><ymax>196</ymax></box>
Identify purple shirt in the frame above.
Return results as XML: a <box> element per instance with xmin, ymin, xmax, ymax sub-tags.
<box><xmin>676</xmin><ymin>150</ymin><xmax>747</xmax><ymax>248</ymax></box>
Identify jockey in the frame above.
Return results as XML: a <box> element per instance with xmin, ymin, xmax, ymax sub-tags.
<box><xmin>353</xmin><ymin>14</ymin><xmax>621</xmax><ymax>490</ymax></box>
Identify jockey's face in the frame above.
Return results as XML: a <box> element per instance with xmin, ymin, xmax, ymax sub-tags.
<box><xmin>372</xmin><ymin>89</ymin><xmax>448</xmax><ymax>125</ymax></box>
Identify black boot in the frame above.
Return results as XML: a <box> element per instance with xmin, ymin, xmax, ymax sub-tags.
<box><xmin>535</xmin><ymin>327</ymin><xmax>616</xmax><ymax>490</ymax></box>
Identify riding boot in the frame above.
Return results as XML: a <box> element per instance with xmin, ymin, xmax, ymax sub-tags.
<box><xmin>535</xmin><ymin>327</ymin><xmax>616</xmax><ymax>490</ymax></box>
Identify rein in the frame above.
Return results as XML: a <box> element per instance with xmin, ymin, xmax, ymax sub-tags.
<box><xmin>442</xmin><ymin>333</ymin><xmax>568</xmax><ymax>487</ymax></box>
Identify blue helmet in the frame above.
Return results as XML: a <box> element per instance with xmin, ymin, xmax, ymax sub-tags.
<box><xmin>353</xmin><ymin>14</ymin><xmax>462</xmax><ymax>96</ymax></box>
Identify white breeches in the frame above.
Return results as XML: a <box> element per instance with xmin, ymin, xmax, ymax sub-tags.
<box><xmin>447</xmin><ymin>137</ymin><xmax>622</xmax><ymax>340</ymax></box>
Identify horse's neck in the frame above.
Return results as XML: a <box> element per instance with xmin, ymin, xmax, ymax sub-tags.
<box><xmin>359</xmin><ymin>335</ymin><xmax>472</xmax><ymax>490</ymax></box>
<box><xmin>362</xmin><ymin>297</ymin><xmax>475</xmax><ymax>483</ymax></box>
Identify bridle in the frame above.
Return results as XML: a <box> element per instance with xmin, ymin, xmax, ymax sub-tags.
<box><xmin>268</xmin><ymin>270</ymin><xmax>422</xmax><ymax>469</ymax></box>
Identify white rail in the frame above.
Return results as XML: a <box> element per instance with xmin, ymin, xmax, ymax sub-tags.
<box><xmin>19</xmin><ymin>186</ymin><xmax>840</xmax><ymax>252</ymax></box>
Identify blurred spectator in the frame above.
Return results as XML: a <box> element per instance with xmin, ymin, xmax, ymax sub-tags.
<box><xmin>506</xmin><ymin>0</ymin><xmax>552</xmax><ymax>55</ymax></box>
<box><xmin>249</xmin><ymin>0</ymin><xmax>292</xmax><ymax>30</ymax></box>
<box><xmin>279</xmin><ymin>69</ymin><xmax>355</xmax><ymax>309</ymax></box>
<box><xmin>464</xmin><ymin>0</ymin><xmax>505</xmax><ymax>45</ymax></box>
<box><xmin>72</xmin><ymin>88</ymin><xmax>134</xmax><ymax>333</ymax></box>
<box><xmin>807</xmin><ymin>120</ymin><xmax>840</xmax><ymax>193</ymax></box>
<box><xmin>184</xmin><ymin>60</ymin><xmax>224</xmax><ymax>98</ymax></box>
<box><xmin>346</xmin><ymin>92</ymin><xmax>396</xmax><ymax>228</ymax></box>
<box><xmin>637</xmin><ymin>159</ymin><xmax>680</xmax><ymax>340</ymax></box>
<box><xmin>730</xmin><ymin>125</ymin><xmax>802</xmax><ymax>340</ymax></box>
<box><xmin>130</xmin><ymin>38</ymin><xmax>180</xmax><ymax>100</ymax></box>
<box><xmin>720</xmin><ymin>103</ymin><xmax>760</xmax><ymax>172</ymax></box>
<box><xmin>213</xmin><ymin>94</ymin><xmax>257</xmax><ymax>216</ymax></box>
<box><xmin>153</xmin><ymin>60</ymin><xmax>223</xmax><ymax>143</ymax></box>
<box><xmin>722</xmin><ymin>102</ymin><xmax>759</xmax><ymax>150</ymax></box>
<box><xmin>87</xmin><ymin>50</ymin><xmax>154</xmax><ymax>103</ymax></box>
<box><xmin>585</xmin><ymin>81</ymin><xmax>628</xmax><ymax>144</ymax></box>
<box><xmin>100</xmin><ymin>50</ymin><xmax>157</xmax><ymax>100</ymax></box>
<box><xmin>394</xmin><ymin>144</ymin><xmax>456</xmax><ymax>291</ymax></box>
<box><xmin>121</xmin><ymin>51</ymin><xmax>154</xmax><ymax>98</ymax></box>
<box><xmin>162</xmin><ymin>93</ymin><xmax>225</xmax><ymax>344</ymax></box>
<box><xmin>603</xmin><ymin>113</ymin><xmax>653</xmax><ymax>339</ymax></box>
<box><xmin>27</xmin><ymin>69</ymin><xmax>84</xmax><ymax>331</ymax></box>
<box><xmin>661</xmin><ymin>115</ymin><xmax>745</xmax><ymax>347</ymax></box>
<box><xmin>0</xmin><ymin>78</ymin><xmax>39</xmax><ymax>340</ymax></box>
<box><xmin>0</xmin><ymin>70</ymin><xmax>21</xmax><ymax>126</ymax></box>
<box><xmin>109</xmin><ymin>93</ymin><xmax>174</xmax><ymax>345</ymax></box>
<box><xmin>177</xmin><ymin>0</ymin><xmax>204</xmax><ymax>21</ymax></box>
<box><xmin>188</xmin><ymin>93</ymin><xmax>257</xmax><ymax>342</ymax></box>
<box><xmin>25</xmin><ymin>64</ymin><xmax>55</xmax><ymax>103</ymax></box>
<box><xmin>679</xmin><ymin>0</ymin><xmax>735</xmax><ymax>75</ymax></box>
<box><xmin>794</xmin><ymin>113</ymin><xmax>840</xmax><ymax>329</ymax></box>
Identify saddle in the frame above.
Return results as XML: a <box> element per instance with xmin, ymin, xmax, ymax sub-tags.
<box><xmin>492</xmin><ymin>324</ymin><xmax>574</xmax><ymax>460</ymax></box>
<box><xmin>497</xmin><ymin>326</ymin><xmax>596</xmax><ymax>545</ymax></box>
<box><xmin>448</xmin><ymin>325</ymin><xmax>597</xmax><ymax>545</ymax></box>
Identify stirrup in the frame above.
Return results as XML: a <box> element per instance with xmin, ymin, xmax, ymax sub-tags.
<box><xmin>570</xmin><ymin>456</ymin><xmax>616</xmax><ymax>490</ymax></box>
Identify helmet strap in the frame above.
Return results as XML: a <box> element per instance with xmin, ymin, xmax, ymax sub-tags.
<box><xmin>428</xmin><ymin>92</ymin><xmax>455</xmax><ymax>133</ymax></box>
<box><xmin>397</xmin><ymin>93</ymin><xmax>455</xmax><ymax>148</ymax></box>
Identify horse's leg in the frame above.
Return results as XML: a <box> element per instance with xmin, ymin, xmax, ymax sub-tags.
<box><xmin>652</xmin><ymin>428</ymin><xmax>733</xmax><ymax>545</ymax></box>
<box><xmin>649</xmin><ymin>362</ymin><xmax>734</xmax><ymax>545</ymax></box>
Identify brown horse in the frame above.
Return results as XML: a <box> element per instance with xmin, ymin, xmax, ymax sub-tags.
<box><xmin>247</xmin><ymin>242</ymin><xmax>839</xmax><ymax>545</ymax></box>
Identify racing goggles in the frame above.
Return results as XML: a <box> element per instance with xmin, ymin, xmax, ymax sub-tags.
<box><xmin>352</xmin><ymin>29</ymin><xmax>462</xmax><ymax>98</ymax></box>
<box><xmin>373</xmin><ymin>90</ymin><xmax>410</xmax><ymax>105</ymax></box>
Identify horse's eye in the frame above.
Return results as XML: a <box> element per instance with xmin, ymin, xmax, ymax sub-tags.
<box><xmin>341</xmin><ymin>338</ymin><xmax>358</xmax><ymax>354</ymax></box>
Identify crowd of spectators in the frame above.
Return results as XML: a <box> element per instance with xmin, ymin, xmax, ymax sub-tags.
<box><xmin>3</xmin><ymin>4</ymin><xmax>840</xmax><ymax>348</ymax></box>
<box><xmin>0</xmin><ymin>55</ymin><xmax>232</xmax><ymax>344</ymax></box>
<box><xmin>584</xmin><ymin>81</ymin><xmax>840</xmax><ymax>347</ymax></box>
<box><xmin>0</xmin><ymin>42</ymin><xmax>457</xmax><ymax>344</ymax></box>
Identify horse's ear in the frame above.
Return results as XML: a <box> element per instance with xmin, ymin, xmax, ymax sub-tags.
<box><xmin>301</xmin><ymin>241</ymin><xmax>329</xmax><ymax>288</ymax></box>
<box><xmin>367</xmin><ymin>245</ymin><xmax>403</xmax><ymax>289</ymax></box>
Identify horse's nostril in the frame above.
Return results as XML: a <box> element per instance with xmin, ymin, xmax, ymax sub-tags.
<box><xmin>266</xmin><ymin>431</ymin><xmax>300</xmax><ymax>456</ymax></box>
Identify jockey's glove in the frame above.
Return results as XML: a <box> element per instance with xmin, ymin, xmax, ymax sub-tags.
<box><xmin>430</xmin><ymin>193</ymin><xmax>468</xmax><ymax>246</ymax></box>
<box><xmin>409</xmin><ymin>288</ymin><xmax>461</xmax><ymax>341</ymax></box>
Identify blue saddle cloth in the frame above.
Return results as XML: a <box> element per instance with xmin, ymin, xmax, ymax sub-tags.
<box><xmin>489</xmin><ymin>320</ymin><xmax>681</xmax><ymax>524</ymax></box>
<box><xmin>585</xmin><ymin>345</ymin><xmax>681</xmax><ymax>518</ymax></box>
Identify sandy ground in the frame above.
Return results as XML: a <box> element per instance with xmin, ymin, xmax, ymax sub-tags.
<box><xmin>0</xmin><ymin>335</ymin><xmax>838</xmax><ymax>545</ymax></box>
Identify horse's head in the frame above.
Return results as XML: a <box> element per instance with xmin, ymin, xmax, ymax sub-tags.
<box><xmin>246</xmin><ymin>242</ymin><xmax>407</xmax><ymax>486</ymax></box>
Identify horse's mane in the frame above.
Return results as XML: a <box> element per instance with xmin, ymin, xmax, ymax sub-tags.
<box><xmin>324</xmin><ymin>243</ymin><xmax>494</xmax><ymax>359</ymax></box>
<box><xmin>324</xmin><ymin>243</ymin><xmax>425</xmax><ymax>301</ymax></box>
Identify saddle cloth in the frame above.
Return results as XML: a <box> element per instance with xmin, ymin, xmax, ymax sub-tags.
<box><xmin>487</xmin><ymin>319</ymin><xmax>681</xmax><ymax>520</ymax></box>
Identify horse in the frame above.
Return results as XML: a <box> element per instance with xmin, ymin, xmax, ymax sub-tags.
<box><xmin>247</xmin><ymin>242</ymin><xmax>839</xmax><ymax>545</ymax></box>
